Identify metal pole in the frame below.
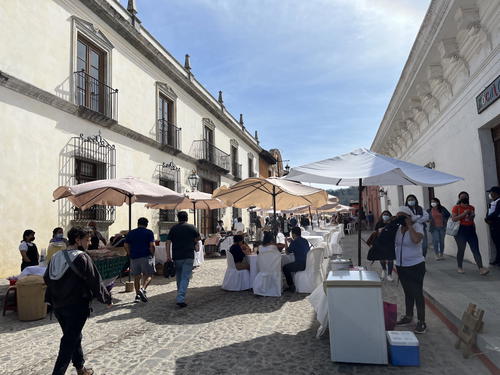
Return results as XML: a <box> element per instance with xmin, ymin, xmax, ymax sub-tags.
<box><xmin>316</xmin><ymin>209</ymin><xmax>320</xmax><ymax>227</ymax></box>
<box><xmin>308</xmin><ymin>206</ymin><xmax>314</xmax><ymax>230</ymax></box>
<box><xmin>193</xmin><ymin>202</ymin><xmax>196</xmax><ymax>227</ymax></box>
<box><xmin>128</xmin><ymin>194</ymin><xmax>132</xmax><ymax>282</ymax></box>
<box><xmin>358</xmin><ymin>178</ymin><xmax>363</xmax><ymax>267</ymax></box>
<box><xmin>272</xmin><ymin>185</ymin><xmax>277</xmax><ymax>239</ymax></box>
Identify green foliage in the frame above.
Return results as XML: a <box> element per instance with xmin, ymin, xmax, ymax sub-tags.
<box><xmin>327</xmin><ymin>187</ymin><xmax>358</xmax><ymax>205</ymax></box>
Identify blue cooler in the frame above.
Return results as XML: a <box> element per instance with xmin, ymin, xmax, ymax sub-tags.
<box><xmin>386</xmin><ymin>331</ymin><xmax>420</xmax><ymax>366</ymax></box>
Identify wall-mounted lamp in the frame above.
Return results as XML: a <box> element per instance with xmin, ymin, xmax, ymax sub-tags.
<box><xmin>187</xmin><ymin>169</ymin><xmax>199</xmax><ymax>191</ymax></box>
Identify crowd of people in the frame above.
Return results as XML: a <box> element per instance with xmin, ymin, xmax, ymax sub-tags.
<box><xmin>366</xmin><ymin>186</ymin><xmax>500</xmax><ymax>335</ymax></box>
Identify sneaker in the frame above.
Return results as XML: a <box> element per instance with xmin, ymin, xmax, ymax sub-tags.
<box><xmin>176</xmin><ymin>302</ymin><xmax>188</xmax><ymax>308</ymax></box>
<box><xmin>396</xmin><ymin>315</ymin><xmax>413</xmax><ymax>325</ymax></box>
<box><xmin>138</xmin><ymin>288</ymin><xmax>148</xmax><ymax>303</ymax></box>
<box><xmin>414</xmin><ymin>321</ymin><xmax>427</xmax><ymax>334</ymax></box>
<box><xmin>380</xmin><ymin>270</ymin><xmax>386</xmax><ymax>280</ymax></box>
<box><xmin>386</xmin><ymin>274</ymin><xmax>393</xmax><ymax>282</ymax></box>
<box><xmin>284</xmin><ymin>286</ymin><xmax>296</xmax><ymax>293</ymax></box>
<box><xmin>457</xmin><ymin>268</ymin><xmax>465</xmax><ymax>274</ymax></box>
<box><xmin>134</xmin><ymin>295</ymin><xmax>141</xmax><ymax>303</ymax></box>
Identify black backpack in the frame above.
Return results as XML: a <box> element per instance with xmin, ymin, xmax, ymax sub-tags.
<box><xmin>367</xmin><ymin>222</ymin><xmax>398</xmax><ymax>261</ymax></box>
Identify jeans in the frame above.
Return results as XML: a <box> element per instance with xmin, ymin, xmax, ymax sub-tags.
<box><xmin>431</xmin><ymin>227</ymin><xmax>446</xmax><ymax>255</ymax></box>
<box><xmin>454</xmin><ymin>225</ymin><xmax>483</xmax><ymax>269</ymax></box>
<box><xmin>175</xmin><ymin>258</ymin><xmax>194</xmax><ymax>303</ymax></box>
<box><xmin>52</xmin><ymin>304</ymin><xmax>89</xmax><ymax>375</ymax></box>
<box><xmin>396</xmin><ymin>262</ymin><xmax>426</xmax><ymax>322</ymax></box>
<box><xmin>490</xmin><ymin>225</ymin><xmax>500</xmax><ymax>263</ymax></box>
<box><xmin>380</xmin><ymin>260</ymin><xmax>394</xmax><ymax>275</ymax></box>
<box><xmin>282</xmin><ymin>262</ymin><xmax>306</xmax><ymax>287</ymax></box>
<box><xmin>422</xmin><ymin>228</ymin><xmax>428</xmax><ymax>257</ymax></box>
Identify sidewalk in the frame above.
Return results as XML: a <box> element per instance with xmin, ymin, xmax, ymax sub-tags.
<box><xmin>344</xmin><ymin>231</ymin><xmax>500</xmax><ymax>370</ymax></box>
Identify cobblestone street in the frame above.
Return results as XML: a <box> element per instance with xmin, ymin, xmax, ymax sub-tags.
<box><xmin>0</xmin><ymin>235</ymin><xmax>489</xmax><ymax>374</ymax></box>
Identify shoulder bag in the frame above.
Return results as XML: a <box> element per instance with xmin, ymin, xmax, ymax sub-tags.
<box><xmin>446</xmin><ymin>208</ymin><xmax>460</xmax><ymax>236</ymax></box>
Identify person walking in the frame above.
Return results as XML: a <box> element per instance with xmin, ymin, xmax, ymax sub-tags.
<box><xmin>452</xmin><ymin>191</ymin><xmax>489</xmax><ymax>275</ymax></box>
<box><xmin>405</xmin><ymin>195</ymin><xmax>429</xmax><ymax>257</ymax></box>
<box><xmin>167</xmin><ymin>211</ymin><xmax>201</xmax><ymax>308</ymax></box>
<box><xmin>394</xmin><ymin>207</ymin><xmax>427</xmax><ymax>334</ymax></box>
<box><xmin>486</xmin><ymin>186</ymin><xmax>500</xmax><ymax>265</ymax></box>
<box><xmin>282</xmin><ymin>227</ymin><xmax>310</xmax><ymax>292</ymax></box>
<box><xmin>19</xmin><ymin>229</ymin><xmax>39</xmax><ymax>271</ymax></box>
<box><xmin>374</xmin><ymin>211</ymin><xmax>395</xmax><ymax>281</ymax></box>
<box><xmin>427</xmin><ymin>198</ymin><xmax>450</xmax><ymax>260</ymax></box>
<box><xmin>124</xmin><ymin>217</ymin><xmax>156</xmax><ymax>303</ymax></box>
<box><xmin>44</xmin><ymin>227</ymin><xmax>112</xmax><ymax>375</ymax></box>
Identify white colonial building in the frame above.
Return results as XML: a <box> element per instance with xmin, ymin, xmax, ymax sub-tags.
<box><xmin>372</xmin><ymin>0</ymin><xmax>500</xmax><ymax>263</ymax></box>
<box><xmin>0</xmin><ymin>0</ymin><xmax>269</xmax><ymax>276</ymax></box>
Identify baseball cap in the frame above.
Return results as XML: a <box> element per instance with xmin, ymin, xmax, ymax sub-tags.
<box><xmin>487</xmin><ymin>186</ymin><xmax>500</xmax><ymax>194</ymax></box>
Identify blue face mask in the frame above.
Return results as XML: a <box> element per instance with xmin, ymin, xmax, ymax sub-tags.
<box><xmin>408</xmin><ymin>200</ymin><xmax>416</xmax><ymax>206</ymax></box>
<box><xmin>56</xmin><ymin>233</ymin><xmax>64</xmax><ymax>239</ymax></box>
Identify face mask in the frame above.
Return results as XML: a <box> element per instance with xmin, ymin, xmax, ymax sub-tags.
<box><xmin>56</xmin><ymin>233</ymin><xmax>64</xmax><ymax>239</ymax></box>
<box><xmin>30</xmin><ymin>237</ymin><xmax>35</xmax><ymax>242</ymax></box>
<box><xmin>407</xmin><ymin>200</ymin><xmax>416</xmax><ymax>206</ymax></box>
<box><xmin>431</xmin><ymin>202</ymin><xmax>438</xmax><ymax>208</ymax></box>
<box><xmin>460</xmin><ymin>198</ymin><xmax>469</xmax><ymax>205</ymax></box>
<box><xmin>382</xmin><ymin>215</ymin><xmax>391</xmax><ymax>222</ymax></box>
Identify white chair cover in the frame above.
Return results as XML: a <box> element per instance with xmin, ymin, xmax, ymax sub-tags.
<box><xmin>193</xmin><ymin>240</ymin><xmax>204</xmax><ymax>267</ymax></box>
<box><xmin>219</xmin><ymin>236</ymin><xmax>233</xmax><ymax>254</ymax></box>
<box><xmin>276</xmin><ymin>232</ymin><xmax>286</xmax><ymax>244</ymax></box>
<box><xmin>308</xmin><ymin>283</ymin><xmax>329</xmax><ymax>338</ymax></box>
<box><xmin>330</xmin><ymin>232</ymin><xmax>342</xmax><ymax>256</ymax></box>
<box><xmin>222</xmin><ymin>252</ymin><xmax>250</xmax><ymax>291</ymax></box>
<box><xmin>294</xmin><ymin>247</ymin><xmax>324</xmax><ymax>293</ymax></box>
<box><xmin>302</xmin><ymin>230</ymin><xmax>311</xmax><ymax>236</ymax></box>
<box><xmin>253</xmin><ymin>251</ymin><xmax>282</xmax><ymax>297</ymax></box>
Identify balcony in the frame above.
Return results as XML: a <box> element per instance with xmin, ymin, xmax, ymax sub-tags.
<box><xmin>158</xmin><ymin>119</ymin><xmax>182</xmax><ymax>151</ymax></box>
<box><xmin>74</xmin><ymin>70</ymin><xmax>118</xmax><ymax>120</ymax></box>
<box><xmin>73</xmin><ymin>205</ymin><xmax>115</xmax><ymax>223</ymax></box>
<box><xmin>191</xmin><ymin>140</ymin><xmax>230</xmax><ymax>172</ymax></box>
<box><xmin>232</xmin><ymin>163</ymin><xmax>242</xmax><ymax>180</ymax></box>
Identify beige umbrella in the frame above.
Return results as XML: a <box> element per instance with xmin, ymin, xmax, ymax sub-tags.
<box><xmin>213</xmin><ymin>177</ymin><xmax>327</xmax><ymax>232</ymax></box>
<box><xmin>53</xmin><ymin>176</ymin><xmax>184</xmax><ymax>230</ymax></box>
<box><xmin>146</xmin><ymin>191</ymin><xmax>226</xmax><ymax>223</ymax></box>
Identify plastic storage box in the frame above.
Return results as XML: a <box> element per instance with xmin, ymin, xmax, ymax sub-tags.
<box><xmin>386</xmin><ymin>331</ymin><xmax>420</xmax><ymax>366</ymax></box>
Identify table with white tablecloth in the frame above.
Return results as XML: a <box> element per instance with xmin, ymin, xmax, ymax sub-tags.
<box><xmin>155</xmin><ymin>244</ymin><xmax>167</xmax><ymax>264</ymax></box>
<box><xmin>247</xmin><ymin>252</ymin><xmax>295</xmax><ymax>288</ymax></box>
<box><xmin>302</xmin><ymin>235</ymin><xmax>325</xmax><ymax>248</ymax></box>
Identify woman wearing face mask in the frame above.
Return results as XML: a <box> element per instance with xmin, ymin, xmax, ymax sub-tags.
<box><xmin>452</xmin><ymin>191</ymin><xmax>488</xmax><ymax>275</ymax></box>
<box><xmin>47</xmin><ymin>227</ymin><xmax>69</xmax><ymax>263</ymax></box>
<box><xmin>426</xmin><ymin>198</ymin><xmax>450</xmax><ymax>260</ymax></box>
<box><xmin>50</xmin><ymin>227</ymin><xmax>69</xmax><ymax>245</ymax></box>
<box><xmin>394</xmin><ymin>207</ymin><xmax>427</xmax><ymax>334</ymax></box>
<box><xmin>374</xmin><ymin>211</ymin><xmax>395</xmax><ymax>281</ymax></box>
<box><xmin>19</xmin><ymin>229</ymin><xmax>39</xmax><ymax>271</ymax></box>
<box><xmin>405</xmin><ymin>195</ymin><xmax>430</xmax><ymax>257</ymax></box>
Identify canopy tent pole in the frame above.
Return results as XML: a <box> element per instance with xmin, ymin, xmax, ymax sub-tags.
<box><xmin>272</xmin><ymin>185</ymin><xmax>277</xmax><ymax>238</ymax></box>
<box><xmin>128</xmin><ymin>194</ymin><xmax>132</xmax><ymax>282</ymax></box>
<box><xmin>308</xmin><ymin>206</ymin><xmax>314</xmax><ymax>230</ymax></box>
<box><xmin>357</xmin><ymin>178</ymin><xmax>362</xmax><ymax>267</ymax></box>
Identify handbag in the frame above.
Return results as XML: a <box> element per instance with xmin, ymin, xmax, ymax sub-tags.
<box><xmin>446</xmin><ymin>219</ymin><xmax>460</xmax><ymax>236</ymax></box>
<box><xmin>383</xmin><ymin>301</ymin><xmax>397</xmax><ymax>331</ymax></box>
<box><xmin>163</xmin><ymin>260</ymin><xmax>176</xmax><ymax>278</ymax></box>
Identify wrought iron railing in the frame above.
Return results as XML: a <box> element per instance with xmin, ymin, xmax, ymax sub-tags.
<box><xmin>232</xmin><ymin>163</ymin><xmax>242</xmax><ymax>179</ymax></box>
<box><xmin>73</xmin><ymin>205</ymin><xmax>115</xmax><ymax>222</ymax></box>
<box><xmin>158</xmin><ymin>119</ymin><xmax>181</xmax><ymax>150</ymax></box>
<box><xmin>159</xmin><ymin>209</ymin><xmax>176</xmax><ymax>222</ymax></box>
<box><xmin>74</xmin><ymin>70</ymin><xmax>118</xmax><ymax>119</ymax></box>
<box><xmin>191</xmin><ymin>140</ymin><xmax>230</xmax><ymax>171</ymax></box>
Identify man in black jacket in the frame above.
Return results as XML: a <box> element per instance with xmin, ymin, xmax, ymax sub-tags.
<box><xmin>486</xmin><ymin>186</ymin><xmax>500</xmax><ymax>265</ymax></box>
<box><xmin>44</xmin><ymin>227</ymin><xmax>112</xmax><ymax>375</ymax></box>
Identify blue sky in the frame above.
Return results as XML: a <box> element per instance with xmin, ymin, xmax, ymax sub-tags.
<box><xmin>121</xmin><ymin>0</ymin><xmax>430</xmax><ymax>167</ymax></box>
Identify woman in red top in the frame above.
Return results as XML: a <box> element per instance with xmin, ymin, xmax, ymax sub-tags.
<box><xmin>451</xmin><ymin>191</ymin><xmax>489</xmax><ymax>275</ymax></box>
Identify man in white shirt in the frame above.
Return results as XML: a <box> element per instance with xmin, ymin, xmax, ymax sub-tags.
<box><xmin>234</xmin><ymin>217</ymin><xmax>245</xmax><ymax>233</ymax></box>
<box><xmin>486</xmin><ymin>186</ymin><xmax>500</xmax><ymax>265</ymax></box>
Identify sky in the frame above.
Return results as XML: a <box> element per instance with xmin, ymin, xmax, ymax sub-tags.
<box><xmin>120</xmin><ymin>0</ymin><xmax>430</xmax><ymax>168</ymax></box>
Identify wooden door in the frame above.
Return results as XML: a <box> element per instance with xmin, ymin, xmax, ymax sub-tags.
<box><xmin>199</xmin><ymin>179</ymin><xmax>217</xmax><ymax>235</ymax></box>
<box><xmin>492</xmin><ymin>125</ymin><xmax>500</xmax><ymax>184</ymax></box>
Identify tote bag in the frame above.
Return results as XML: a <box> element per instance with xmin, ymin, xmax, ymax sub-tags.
<box><xmin>446</xmin><ymin>220</ymin><xmax>460</xmax><ymax>236</ymax></box>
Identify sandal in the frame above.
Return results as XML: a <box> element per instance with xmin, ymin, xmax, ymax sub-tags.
<box><xmin>77</xmin><ymin>367</ymin><xmax>94</xmax><ymax>375</ymax></box>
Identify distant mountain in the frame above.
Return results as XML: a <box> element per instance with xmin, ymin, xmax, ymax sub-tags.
<box><xmin>327</xmin><ymin>187</ymin><xmax>358</xmax><ymax>206</ymax></box>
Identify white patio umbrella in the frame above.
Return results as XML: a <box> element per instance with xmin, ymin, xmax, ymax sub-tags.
<box><xmin>146</xmin><ymin>191</ymin><xmax>226</xmax><ymax>223</ymax></box>
<box><xmin>286</xmin><ymin>148</ymin><xmax>463</xmax><ymax>265</ymax></box>
<box><xmin>53</xmin><ymin>176</ymin><xmax>185</xmax><ymax>231</ymax></box>
<box><xmin>212</xmin><ymin>177</ymin><xmax>328</xmax><ymax>233</ymax></box>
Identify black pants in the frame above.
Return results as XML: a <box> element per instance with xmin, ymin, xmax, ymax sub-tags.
<box><xmin>52</xmin><ymin>304</ymin><xmax>89</xmax><ymax>375</ymax></box>
<box><xmin>283</xmin><ymin>262</ymin><xmax>305</xmax><ymax>287</ymax></box>
<box><xmin>491</xmin><ymin>226</ymin><xmax>500</xmax><ymax>263</ymax></box>
<box><xmin>396</xmin><ymin>262</ymin><xmax>426</xmax><ymax>322</ymax></box>
<box><xmin>454</xmin><ymin>225</ymin><xmax>483</xmax><ymax>269</ymax></box>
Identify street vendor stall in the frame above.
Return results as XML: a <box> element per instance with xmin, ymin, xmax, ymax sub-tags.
<box><xmin>87</xmin><ymin>248</ymin><xmax>128</xmax><ymax>286</ymax></box>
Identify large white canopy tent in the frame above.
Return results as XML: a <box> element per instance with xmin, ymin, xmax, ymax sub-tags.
<box><xmin>286</xmin><ymin>148</ymin><xmax>463</xmax><ymax>265</ymax></box>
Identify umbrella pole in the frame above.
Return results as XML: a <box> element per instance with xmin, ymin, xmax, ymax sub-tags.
<box><xmin>316</xmin><ymin>209</ymin><xmax>320</xmax><ymax>227</ymax></box>
<box><xmin>309</xmin><ymin>206</ymin><xmax>314</xmax><ymax>230</ymax></box>
<box><xmin>272</xmin><ymin>186</ymin><xmax>277</xmax><ymax>239</ymax></box>
<box><xmin>128</xmin><ymin>194</ymin><xmax>132</xmax><ymax>282</ymax></box>
<box><xmin>357</xmin><ymin>178</ymin><xmax>362</xmax><ymax>267</ymax></box>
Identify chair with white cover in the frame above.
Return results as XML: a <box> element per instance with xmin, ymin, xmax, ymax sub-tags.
<box><xmin>294</xmin><ymin>247</ymin><xmax>325</xmax><ymax>293</ymax></box>
<box><xmin>222</xmin><ymin>252</ymin><xmax>250</xmax><ymax>291</ymax></box>
<box><xmin>276</xmin><ymin>232</ymin><xmax>286</xmax><ymax>245</ymax></box>
<box><xmin>301</xmin><ymin>229</ymin><xmax>311</xmax><ymax>236</ymax></box>
<box><xmin>253</xmin><ymin>251</ymin><xmax>282</xmax><ymax>297</ymax></box>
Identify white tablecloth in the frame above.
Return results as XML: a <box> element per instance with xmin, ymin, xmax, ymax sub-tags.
<box><xmin>303</xmin><ymin>235</ymin><xmax>325</xmax><ymax>248</ymax></box>
<box><xmin>247</xmin><ymin>254</ymin><xmax>258</xmax><ymax>288</ymax></box>
<box><xmin>155</xmin><ymin>245</ymin><xmax>167</xmax><ymax>264</ymax></box>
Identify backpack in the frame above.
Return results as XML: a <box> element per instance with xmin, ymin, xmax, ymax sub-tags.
<box><xmin>367</xmin><ymin>222</ymin><xmax>398</xmax><ymax>261</ymax></box>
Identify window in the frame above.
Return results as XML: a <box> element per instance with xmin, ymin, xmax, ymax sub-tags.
<box><xmin>75</xmin><ymin>35</ymin><xmax>107</xmax><ymax>113</ymax></box>
<box><xmin>231</xmin><ymin>145</ymin><xmax>239</xmax><ymax>177</ymax></box>
<box><xmin>248</xmin><ymin>157</ymin><xmax>254</xmax><ymax>177</ymax></box>
<box><xmin>159</xmin><ymin>178</ymin><xmax>177</xmax><ymax>222</ymax></box>
<box><xmin>157</xmin><ymin>162</ymin><xmax>180</xmax><ymax>222</ymax></box>
<box><xmin>204</xmin><ymin>126</ymin><xmax>215</xmax><ymax>162</ymax></box>
<box><xmin>158</xmin><ymin>94</ymin><xmax>177</xmax><ymax>147</ymax></box>
<box><xmin>70</xmin><ymin>134</ymin><xmax>116</xmax><ymax>222</ymax></box>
